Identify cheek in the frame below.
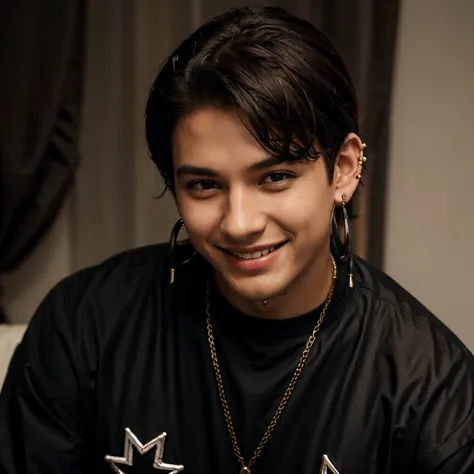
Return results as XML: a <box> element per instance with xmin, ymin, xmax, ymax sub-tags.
<box><xmin>177</xmin><ymin>197</ymin><xmax>222</xmax><ymax>245</ymax></box>
<box><xmin>269</xmin><ymin>184</ymin><xmax>333</xmax><ymax>233</ymax></box>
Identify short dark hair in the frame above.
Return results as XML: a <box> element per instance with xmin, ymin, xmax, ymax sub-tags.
<box><xmin>146</xmin><ymin>6</ymin><xmax>359</xmax><ymax>193</ymax></box>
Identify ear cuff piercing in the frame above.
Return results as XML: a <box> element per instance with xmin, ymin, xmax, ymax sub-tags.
<box><xmin>356</xmin><ymin>143</ymin><xmax>367</xmax><ymax>180</ymax></box>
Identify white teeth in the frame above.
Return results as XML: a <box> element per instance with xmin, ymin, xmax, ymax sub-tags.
<box><xmin>234</xmin><ymin>246</ymin><xmax>276</xmax><ymax>259</ymax></box>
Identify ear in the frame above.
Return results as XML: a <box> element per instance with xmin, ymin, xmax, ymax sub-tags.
<box><xmin>332</xmin><ymin>133</ymin><xmax>366</xmax><ymax>204</ymax></box>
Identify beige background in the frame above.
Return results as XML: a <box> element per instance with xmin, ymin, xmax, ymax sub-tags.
<box><xmin>385</xmin><ymin>0</ymin><xmax>474</xmax><ymax>347</ymax></box>
<box><xmin>2</xmin><ymin>0</ymin><xmax>474</xmax><ymax>350</ymax></box>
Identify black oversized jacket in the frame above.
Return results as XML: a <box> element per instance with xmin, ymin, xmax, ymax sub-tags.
<box><xmin>1</xmin><ymin>244</ymin><xmax>473</xmax><ymax>473</ymax></box>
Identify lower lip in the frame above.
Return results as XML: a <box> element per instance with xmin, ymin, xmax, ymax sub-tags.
<box><xmin>222</xmin><ymin>243</ymin><xmax>287</xmax><ymax>272</ymax></box>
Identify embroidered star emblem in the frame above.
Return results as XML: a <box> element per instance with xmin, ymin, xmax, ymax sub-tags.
<box><xmin>320</xmin><ymin>454</ymin><xmax>341</xmax><ymax>474</ymax></box>
<box><xmin>105</xmin><ymin>428</ymin><xmax>184</xmax><ymax>473</ymax></box>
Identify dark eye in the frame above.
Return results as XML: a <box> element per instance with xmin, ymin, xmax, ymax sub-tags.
<box><xmin>198</xmin><ymin>180</ymin><xmax>216</xmax><ymax>190</ymax></box>
<box><xmin>187</xmin><ymin>180</ymin><xmax>218</xmax><ymax>190</ymax></box>
<box><xmin>260</xmin><ymin>172</ymin><xmax>293</xmax><ymax>184</ymax></box>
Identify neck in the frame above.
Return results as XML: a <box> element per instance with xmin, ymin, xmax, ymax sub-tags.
<box><xmin>215</xmin><ymin>247</ymin><xmax>335</xmax><ymax>320</ymax></box>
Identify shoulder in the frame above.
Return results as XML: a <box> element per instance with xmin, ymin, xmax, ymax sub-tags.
<box><xmin>13</xmin><ymin>244</ymin><xmax>180</xmax><ymax>398</ymax></box>
<box><xmin>351</xmin><ymin>256</ymin><xmax>473</xmax><ymax>416</ymax></box>
<box><xmin>72</xmin><ymin>243</ymin><xmax>172</xmax><ymax>290</ymax></box>
<box><xmin>27</xmin><ymin>244</ymin><xmax>174</xmax><ymax>339</ymax></box>
<box><xmin>352</xmin><ymin>257</ymin><xmax>474</xmax><ymax>469</ymax></box>
<box><xmin>353</xmin><ymin>256</ymin><xmax>470</xmax><ymax>356</ymax></box>
<box><xmin>30</xmin><ymin>243</ymin><xmax>210</xmax><ymax>337</ymax></box>
<box><xmin>51</xmin><ymin>243</ymin><xmax>171</xmax><ymax>302</ymax></box>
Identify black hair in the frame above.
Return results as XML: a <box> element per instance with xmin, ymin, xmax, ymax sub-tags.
<box><xmin>145</xmin><ymin>5</ymin><xmax>359</xmax><ymax>193</ymax></box>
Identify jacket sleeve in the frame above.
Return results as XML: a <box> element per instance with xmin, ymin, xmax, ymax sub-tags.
<box><xmin>414</xmin><ymin>343</ymin><xmax>474</xmax><ymax>473</ymax></box>
<box><xmin>430</xmin><ymin>440</ymin><xmax>474</xmax><ymax>474</ymax></box>
<box><xmin>0</xmin><ymin>277</ymin><xmax>94</xmax><ymax>473</ymax></box>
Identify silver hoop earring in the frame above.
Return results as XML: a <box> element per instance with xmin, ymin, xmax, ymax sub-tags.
<box><xmin>169</xmin><ymin>219</ymin><xmax>197</xmax><ymax>284</ymax></box>
<box><xmin>330</xmin><ymin>194</ymin><xmax>354</xmax><ymax>288</ymax></box>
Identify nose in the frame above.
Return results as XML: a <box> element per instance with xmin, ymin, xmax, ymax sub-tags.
<box><xmin>220</xmin><ymin>187</ymin><xmax>265</xmax><ymax>243</ymax></box>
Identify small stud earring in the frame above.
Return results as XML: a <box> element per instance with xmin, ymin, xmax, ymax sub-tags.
<box><xmin>356</xmin><ymin>174</ymin><xmax>362</xmax><ymax>179</ymax></box>
<box><xmin>358</xmin><ymin>143</ymin><xmax>368</xmax><ymax>165</ymax></box>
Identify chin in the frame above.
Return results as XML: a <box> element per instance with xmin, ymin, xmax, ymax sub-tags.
<box><xmin>224</xmin><ymin>271</ymin><xmax>290</xmax><ymax>302</ymax></box>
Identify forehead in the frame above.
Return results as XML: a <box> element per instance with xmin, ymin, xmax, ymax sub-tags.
<box><xmin>172</xmin><ymin>106</ymin><xmax>268</xmax><ymax>169</ymax></box>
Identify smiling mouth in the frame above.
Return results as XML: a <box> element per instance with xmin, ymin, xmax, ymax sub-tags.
<box><xmin>222</xmin><ymin>241</ymin><xmax>288</xmax><ymax>260</ymax></box>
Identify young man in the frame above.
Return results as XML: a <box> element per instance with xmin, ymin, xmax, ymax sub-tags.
<box><xmin>1</xmin><ymin>6</ymin><xmax>473</xmax><ymax>474</ymax></box>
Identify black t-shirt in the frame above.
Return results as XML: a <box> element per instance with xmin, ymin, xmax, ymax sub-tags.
<box><xmin>1</xmin><ymin>244</ymin><xmax>473</xmax><ymax>474</ymax></box>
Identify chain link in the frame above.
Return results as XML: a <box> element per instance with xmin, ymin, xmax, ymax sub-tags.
<box><xmin>206</xmin><ymin>259</ymin><xmax>337</xmax><ymax>473</ymax></box>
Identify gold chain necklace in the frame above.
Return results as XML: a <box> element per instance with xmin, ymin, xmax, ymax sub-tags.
<box><xmin>205</xmin><ymin>258</ymin><xmax>337</xmax><ymax>474</ymax></box>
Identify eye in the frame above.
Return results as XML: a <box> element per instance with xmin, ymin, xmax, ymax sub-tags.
<box><xmin>186</xmin><ymin>180</ymin><xmax>219</xmax><ymax>191</ymax></box>
<box><xmin>260</xmin><ymin>172</ymin><xmax>294</xmax><ymax>185</ymax></box>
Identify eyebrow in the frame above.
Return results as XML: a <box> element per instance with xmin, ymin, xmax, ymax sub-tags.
<box><xmin>176</xmin><ymin>165</ymin><xmax>219</xmax><ymax>177</ymax></box>
<box><xmin>249</xmin><ymin>155</ymin><xmax>286</xmax><ymax>171</ymax></box>
<box><xmin>176</xmin><ymin>155</ymin><xmax>286</xmax><ymax>178</ymax></box>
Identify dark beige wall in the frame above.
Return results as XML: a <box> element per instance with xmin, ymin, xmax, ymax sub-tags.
<box><xmin>385</xmin><ymin>0</ymin><xmax>474</xmax><ymax>349</ymax></box>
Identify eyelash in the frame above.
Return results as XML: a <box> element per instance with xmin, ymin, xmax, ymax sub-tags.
<box><xmin>186</xmin><ymin>172</ymin><xmax>295</xmax><ymax>192</ymax></box>
<box><xmin>185</xmin><ymin>180</ymin><xmax>218</xmax><ymax>191</ymax></box>
<box><xmin>260</xmin><ymin>172</ymin><xmax>294</xmax><ymax>185</ymax></box>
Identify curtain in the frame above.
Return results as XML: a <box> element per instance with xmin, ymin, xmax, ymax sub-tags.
<box><xmin>71</xmin><ymin>0</ymin><xmax>191</xmax><ymax>271</ymax></box>
<box><xmin>0</xmin><ymin>0</ymin><xmax>86</xmax><ymax>321</ymax></box>
<box><xmin>307</xmin><ymin>0</ymin><xmax>401</xmax><ymax>266</ymax></box>
<box><xmin>1</xmin><ymin>0</ymin><xmax>400</xmax><ymax>323</ymax></box>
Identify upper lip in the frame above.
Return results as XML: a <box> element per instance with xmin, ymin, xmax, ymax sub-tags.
<box><xmin>218</xmin><ymin>241</ymin><xmax>287</xmax><ymax>254</ymax></box>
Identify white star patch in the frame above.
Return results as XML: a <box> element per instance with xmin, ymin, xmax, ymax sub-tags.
<box><xmin>105</xmin><ymin>428</ymin><xmax>184</xmax><ymax>473</ymax></box>
<box><xmin>320</xmin><ymin>454</ymin><xmax>341</xmax><ymax>474</ymax></box>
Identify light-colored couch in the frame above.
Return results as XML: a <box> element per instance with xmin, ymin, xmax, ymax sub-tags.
<box><xmin>0</xmin><ymin>324</ymin><xmax>27</xmax><ymax>390</ymax></box>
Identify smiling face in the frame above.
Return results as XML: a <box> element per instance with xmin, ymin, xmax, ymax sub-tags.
<box><xmin>173</xmin><ymin>106</ymin><xmax>360</xmax><ymax>315</ymax></box>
